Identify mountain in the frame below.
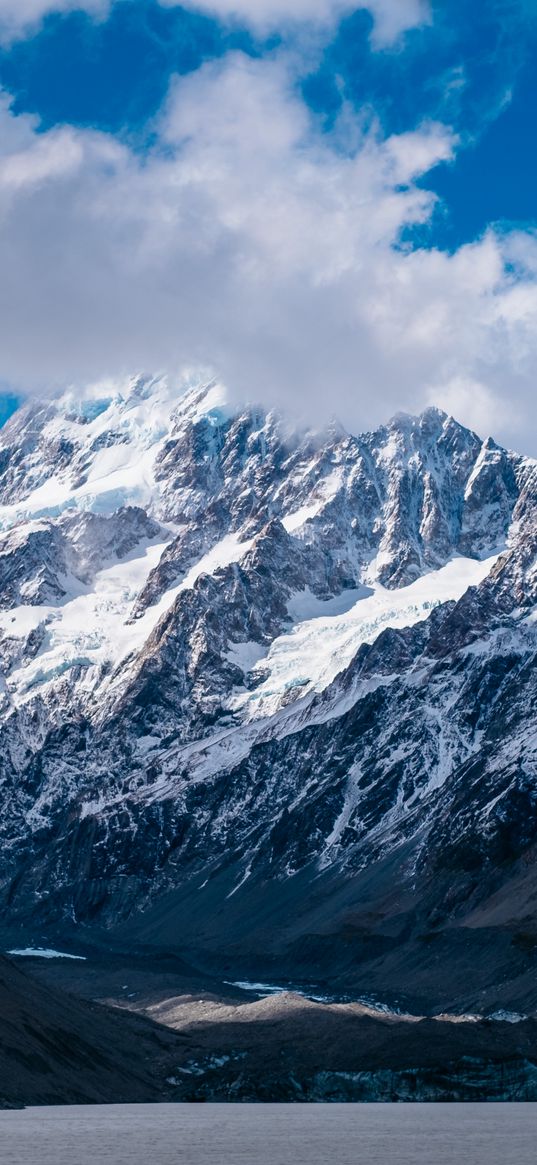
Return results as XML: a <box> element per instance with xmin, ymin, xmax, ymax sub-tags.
<box><xmin>0</xmin><ymin>374</ymin><xmax>536</xmax><ymax>1013</ymax></box>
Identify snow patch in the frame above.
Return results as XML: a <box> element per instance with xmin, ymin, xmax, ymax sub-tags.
<box><xmin>8</xmin><ymin>948</ymin><xmax>86</xmax><ymax>960</ymax></box>
<box><xmin>287</xmin><ymin>586</ymin><xmax>370</xmax><ymax>622</ymax></box>
<box><xmin>225</xmin><ymin>640</ymin><xmax>267</xmax><ymax>673</ymax></box>
<box><xmin>236</xmin><ymin>555</ymin><xmax>500</xmax><ymax>718</ymax></box>
<box><xmin>282</xmin><ymin>504</ymin><xmax>320</xmax><ymax>533</ymax></box>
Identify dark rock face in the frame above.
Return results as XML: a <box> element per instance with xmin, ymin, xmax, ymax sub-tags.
<box><xmin>0</xmin><ymin>377</ymin><xmax>536</xmax><ymax>1010</ymax></box>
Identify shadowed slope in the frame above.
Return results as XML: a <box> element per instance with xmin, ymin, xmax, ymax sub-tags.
<box><xmin>0</xmin><ymin>954</ymin><xmax>173</xmax><ymax>1107</ymax></box>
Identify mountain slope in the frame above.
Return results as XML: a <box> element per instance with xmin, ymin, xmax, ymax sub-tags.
<box><xmin>0</xmin><ymin>376</ymin><xmax>535</xmax><ymax>1010</ymax></box>
<box><xmin>0</xmin><ymin>952</ymin><xmax>181</xmax><ymax>1106</ymax></box>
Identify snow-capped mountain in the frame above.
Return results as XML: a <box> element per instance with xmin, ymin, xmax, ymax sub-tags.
<box><xmin>0</xmin><ymin>375</ymin><xmax>536</xmax><ymax>1007</ymax></box>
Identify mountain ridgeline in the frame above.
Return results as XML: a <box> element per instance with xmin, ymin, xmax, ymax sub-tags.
<box><xmin>0</xmin><ymin>376</ymin><xmax>536</xmax><ymax>1011</ymax></box>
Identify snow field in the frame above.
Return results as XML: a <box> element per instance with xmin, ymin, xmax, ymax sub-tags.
<box><xmin>234</xmin><ymin>554</ymin><xmax>500</xmax><ymax>717</ymax></box>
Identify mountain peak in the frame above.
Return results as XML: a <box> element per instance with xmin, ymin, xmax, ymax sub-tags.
<box><xmin>0</xmin><ymin>371</ymin><xmax>534</xmax><ymax>1019</ymax></box>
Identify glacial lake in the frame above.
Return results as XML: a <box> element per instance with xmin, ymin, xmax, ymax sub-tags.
<box><xmin>1</xmin><ymin>1103</ymin><xmax>537</xmax><ymax>1164</ymax></box>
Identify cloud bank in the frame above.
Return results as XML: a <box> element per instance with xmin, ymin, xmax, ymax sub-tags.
<box><xmin>0</xmin><ymin>0</ymin><xmax>430</xmax><ymax>46</ymax></box>
<box><xmin>0</xmin><ymin>47</ymin><xmax>536</xmax><ymax>449</ymax></box>
<box><xmin>163</xmin><ymin>0</ymin><xmax>431</xmax><ymax>45</ymax></box>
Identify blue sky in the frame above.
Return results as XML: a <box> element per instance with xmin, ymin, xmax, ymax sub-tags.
<box><xmin>0</xmin><ymin>0</ymin><xmax>536</xmax><ymax>446</ymax></box>
<box><xmin>1</xmin><ymin>1</ymin><xmax>535</xmax><ymax>245</ymax></box>
<box><xmin>0</xmin><ymin>3</ymin><xmax>248</xmax><ymax>136</ymax></box>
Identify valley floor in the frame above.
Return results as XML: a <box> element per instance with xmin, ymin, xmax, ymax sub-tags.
<box><xmin>3</xmin><ymin>938</ymin><xmax>537</xmax><ymax>1104</ymax></box>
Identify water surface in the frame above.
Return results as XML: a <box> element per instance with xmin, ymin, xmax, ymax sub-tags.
<box><xmin>2</xmin><ymin>1103</ymin><xmax>537</xmax><ymax>1164</ymax></box>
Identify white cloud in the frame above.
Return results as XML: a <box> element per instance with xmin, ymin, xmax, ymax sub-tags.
<box><xmin>428</xmin><ymin>377</ymin><xmax>508</xmax><ymax>440</ymax></box>
<box><xmin>0</xmin><ymin>0</ymin><xmax>109</xmax><ymax>41</ymax></box>
<box><xmin>162</xmin><ymin>0</ymin><xmax>431</xmax><ymax>46</ymax></box>
<box><xmin>365</xmin><ymin>0</ymin><xmax>431</xmax><ymax>46</ymax></box>
<box><xmin>0</xmin><ymin>52</ymin><xmax>536</xmax><ymax>451</ymax></box>
<box><xmin>0</xmin><ymin>0</ymin><xmax>430</xmax><ymax>47</ymax></box>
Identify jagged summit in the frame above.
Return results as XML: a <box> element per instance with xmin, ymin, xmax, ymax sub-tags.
<box><xmin>385</xmin><ymin>403</ymin><xmax>449</xmax><ymax>429</ymax></box>
<box><xmin>0</xmin><ymin>374</ymin><xmax>536</xmax><ymax>1011</ymax></box>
